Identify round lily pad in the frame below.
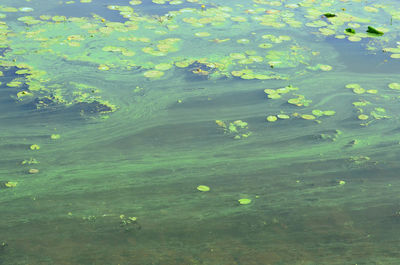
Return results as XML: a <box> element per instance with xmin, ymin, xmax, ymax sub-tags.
<box><xmin>19</xmin><ymin>7</ymin><xmax>34</xmax><ymax>12</ymax></box>
<box><xmin>98</xmin><ymin>64</ymin><xmax>110</xmax><ymax>71</ymax></box>
<box><xmin>240</xmin><ymin>74</ymin><xmax>255</xmax><ymax>80</ymax></box>
<box><xmin>50</xmin><ymin>134</ymin><xmax>61</xmax><ymax>140</ymax></box>
<box><xmin>267</xmin><ymin>115</ymin><xmax>277</xmax><ymax>122</ymax></box>
<box><xmin>346</xmin><ymin>84</ymin><xmax>361</xmax><ymax>89</ymax></box>
<box><xmin>348</xmin><ymin>36</ymin><xmax>362</xmax><ymax>42</ymax></box>
<box><xmin>195</xmin><ymin>32</ymin><xmax>210</xmax><ymax>37</ymax></box>
<box><xmin>258</xmin><ymin>43</ymin><xmax>273</xmax><ymax>49</ymax></box>
<box><xmin>318</xmin><ymin>64</ymin><xmax>332</xmax><ymax>71</ymax></box>
<box><xmin>277</xmin><ymin>114</ymin><xmax>290</xmax><ymax>119</ymax></box>
<box><xmin>388</xmin><ymin>83</ymin><xmax>400</xmax><ymax>90</ymax></box>
<box><xmin>230</xmin><ymin>53</ymin><xmax>246</xmax><ymax>59</ymax></box>
<box><xmin>358</xmin><ymin>114</ymin><xmax>369</xmax><ymax>120</ymax></box>
<box><xmin>353</xmin><ymin>87</ymin><xmax>365</xmax><ymax>94</ymax></box>
<box><xmin>301</xmin><ymin>114</ymin><xmax>316</xmax><ymax>120</ymax></box>
<box><xmin>323</xmin><ymin>110</ymin><xmax>336</xmax><ymax>116</ymax></box>
<box><xmin>197</xmin><ymin>185</ymin><xmax>210</xmax><ymax>192</ymax></box>
<box><xmin>312</xmin><ymin>109</ymin><xmax>324</xmax><ymax>116</ymax></box>
<box><xmin>238</xmin><ymin>198</ymin><xmax>252</xmax><ymax>205</ymax></box>
<box><xmin>143</xmin><ymin>70</ymin><xmax>164</xmax><ymax>78</ymax></box>
<box><xmin>237</xmin><ymin>39</ymin><xmax>250</xmax><ymax>44</ymax></box>
<box><xmin>30</xmin><ymin>144</ymin><xmax>40</xmax><ymax>150</ymax></box>
<box><xmin>268</xmin><ymin>94</ymin><xmax>281</xmax><ymax>99</ymax></box>
<box><xmin>264</xmin><ymin>89</ymin><xmax>276</xmax><ymax>94</ymax></box>
<box><xmin>155</xmin><ymin>63</ymin><xmax>172</xmax><ymax>71</ymax></box>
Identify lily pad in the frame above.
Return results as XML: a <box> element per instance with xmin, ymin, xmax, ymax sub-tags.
<box><xmin>266</xmin><ymin>115</ymin><xmax>277</xmax><ymax>122</ymax></box>
<box><xmin>30</xmin><ymin>144</ymin><xmax>40</xmax><ymax>150</ymax></box>
<box><xmin>301</xmin><ymin>114</ymin><xmax>316</xmax><ymax>120</ymax></box>
<box><xmin>312</xmin><ymin>109</ymin><xmax>324</xmax><ymax>117</ymax></box>
<box><xmin>323</xmin><ymin>110</ymin><xmax>336</xmax><ymax>116</ymax></box>
<box><xmin>388</xmin><ymin>83</ymin><xmax>400</xmax><ymax>90</ymax></box>
<box><xmin>366</xmin><ymin>26</ymin><xmax>384</xmax><ymax>35</ymax></box>
<box><xmin>277</xmin><ymin>114</ymin><xmax>290</xmax><ymax>119</ymax></box>
<box><xmin>353</xmin><ymin>87</ymin><xmax>366</xmax><ymax>94</ymax></box>
<box><xmin>238</xmin><ymin>198</ymin><xmax>252</xmax><ymax>205</ymax></box>
<box><xmin>143</xmin><ymin>70</ymin><xmax>164</xmax><ymax>78</ymax></box>
<box><xmin>197</xmin><ymin>185</ymin><xmax>210</xmax><ymax>192</ymax></box>
<box><xmin>50</xmin><ymin>134</ymin><xmax>61</xmax><ymax>140</ymax></box>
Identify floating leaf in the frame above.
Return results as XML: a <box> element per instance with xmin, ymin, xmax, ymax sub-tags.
<box><xmin>346</xmin><ymin>84</ymin><xmax>361</xmax><ymax>89</ymax></box>
<box><xmin>30</xmin><ymin>144</ymin><xmax>40</xmax><ymax>150</ymax></box>
<box><xmin>238</xmin><ymin>198</ymin><xmax>252</xmax><ymax>205</ymax></box>
<box><xmin>323</xmin><ymin>13</ymin><xmax>336</xmax><ymax>18</ymax></box>
<box><xmin>353</xmin><ymin>87</ymin><xmax>365</xmax><ymax>94</ymax></box>
<box><xmin>323</xmin><ymin>110</ymin><xmax>336</xmax><ymax>116</ymax></box>
<box><xmin>50</xmin><ymin>134</ymin><xmax>61</xmax><ymax>140</ymax></box>
<box><xmin>143</xmin><ymin>70</ymin><xmax>164</xmax><ymax>78</ymax></box>
<box><xmin>366</xmin><ymin>26</ymin><xmax>383</xmax><ymax>35</ymax></box>
<box><xmin>345</xmin><ymin>28</ymin><xmax>356</xmax><ymax>34</ymax></box>
<box><xmin>197</xmin><ymin>185</ymin><xmax>210</xmax><ymax>192</ymax></box>
<box><xmin>195</xmin><ymin>32</ymin><xmax>210</xmax><ymax>37</ymax></box>
<box><xmin>388</xmin><ymin>83</ymin><xmax>400</xmax><ymax>90</ymax></box>
<box><xmin>277</xmin><ymin>114</ymin><xmax>290</xmax><ymax>119</ymax></box>
<box><xmin>312</xmin><ymin>109</ymin><xmax>324</xmax><ymax>117</ymax></box>
<box><xmin>301</xmin><ymin>114</ymin><xmax>316</xmax><ymax>120</ymax></box>
<box><xmin>5</xmin><ymin>182</ymin><xmax>18</xmax><ymax>188</ymax></box>
<box><xmin>266</xmin><ymin>115</ymin><xmax>277</xmax><ymax>122</ymax></box>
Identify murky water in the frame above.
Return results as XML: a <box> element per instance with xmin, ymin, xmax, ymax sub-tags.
<box><xmin>1</xmin><ymin>0</ymin><xmax>400</xmax><ymax>264</ymax></box>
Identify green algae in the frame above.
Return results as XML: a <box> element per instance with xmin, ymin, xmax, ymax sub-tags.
<box><xmin>4</xmin><ymin>0</ymin><xmax>395</xmax><ymax>118</ymax></box>
<box><xmin>2</xmin><ymin>1</ymin><xmax>400</xmax><ymax>264</ymax></box>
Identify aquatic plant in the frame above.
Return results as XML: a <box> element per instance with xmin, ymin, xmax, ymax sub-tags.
<box><xmin>197</xmin><ymin>185</ymin><xmax>210</xmax><ymax>192</ymax></box>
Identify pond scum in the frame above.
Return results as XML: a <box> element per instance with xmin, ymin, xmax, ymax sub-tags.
<box><xmin>2</xmin><ymin>0</ymin><xmax>400</xmax><ymax>264</ymax></box>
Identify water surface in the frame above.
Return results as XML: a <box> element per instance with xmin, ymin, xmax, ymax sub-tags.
<box><xmin>1</xmin><ymin>0</ymin><xmax>400</xmax><ymax>264</ymax></box>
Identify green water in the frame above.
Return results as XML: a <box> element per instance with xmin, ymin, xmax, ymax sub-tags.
<box><xmin>2</xmin><ymin>0</ymin><xmax>400</xmax><ymax>264</ymax></box>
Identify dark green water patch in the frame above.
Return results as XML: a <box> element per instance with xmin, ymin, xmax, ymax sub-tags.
<box><xmin>328</xmin><ymin>36</ymin><xmax>400</xmax><ymax>74</ymax></box>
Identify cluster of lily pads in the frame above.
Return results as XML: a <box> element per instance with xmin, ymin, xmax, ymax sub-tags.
<box><xmin>345</xmin><ymin>83</ymin><xmax>391</xmax><ymax>126</ymax></box>
<box><xmin>3</xmin><ymin>132</ymin><xmax>64</xmax><ymax>190</ymax></box>
<box><xmin>215</xmin><ymin>119</ymin><xmax>252</xmax><ymax>140</ymax></box>
<box><xmin>1</xmin><ymin>0</ymin><xmax>397</xmax><ymax>114</ymax></box>
<box><xmin>264</xmin><ymin>84</ymin><xmax>336</xmax><ymax>123</ymax></box>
